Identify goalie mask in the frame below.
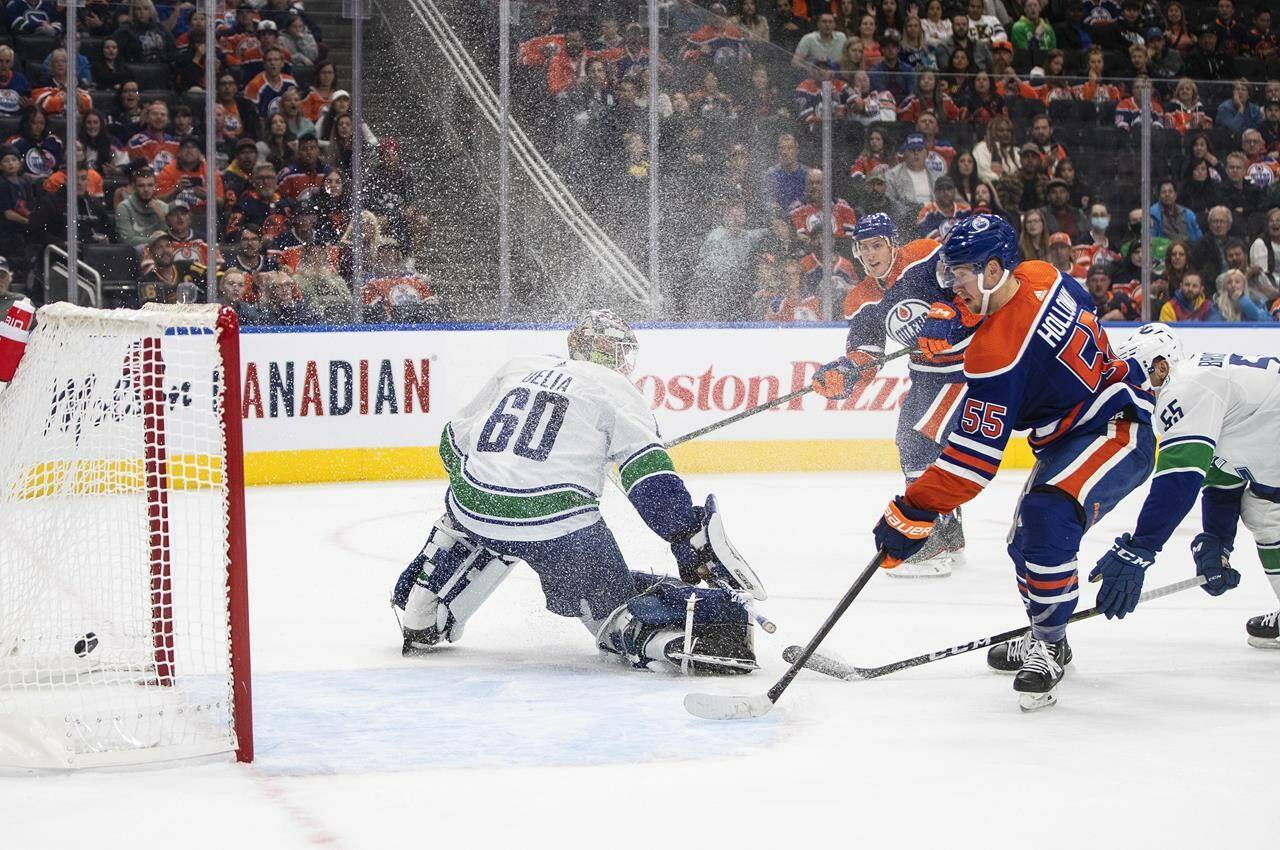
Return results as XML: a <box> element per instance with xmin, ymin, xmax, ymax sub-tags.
<box><xmin>567</xmin><ymin>310</ymin><xmax>639</xmax><ymax>376</ymax></box>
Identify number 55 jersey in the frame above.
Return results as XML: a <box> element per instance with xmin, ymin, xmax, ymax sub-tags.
<box><xmin>905</xmin><ymin>260</ymin><xmax>1155</xmax><ymax>515</ymax></box>
<box><xmin>441</xmin><ymin>354</ymin><xmax>694</xmax><ymax>543</ymax></box>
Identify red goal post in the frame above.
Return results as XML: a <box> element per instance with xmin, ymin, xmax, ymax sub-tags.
<box><xmin>0</xmin><ymin>303</ymin><xmax>252</xmax><ymax>770</ymax></box>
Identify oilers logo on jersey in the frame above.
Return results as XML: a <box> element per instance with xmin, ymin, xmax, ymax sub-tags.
<box><xmin>885</xmin><ymin>299</ymin><xmax>932</xmax><ymax>349</ymax></box>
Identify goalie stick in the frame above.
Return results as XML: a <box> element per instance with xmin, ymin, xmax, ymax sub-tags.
<box><xmin>683</xmin><ymin>552</ymin><xmax>886</xmax><ymax>720</ymax></box>
<box><xmin>664</xmin><ymin>347</ymin><xmax>914</xmax><ymax>448</ymax></box>
<box><xmin>782</xmin><ymin>574</ymin><xmax>1207</xmax><ymax>681</ymax></box>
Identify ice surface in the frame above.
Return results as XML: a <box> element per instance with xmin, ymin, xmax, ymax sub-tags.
<box><xmin>6</xmin><ymin>471</ymin><xmax>1278</xmax><ymax>847</ymax></box>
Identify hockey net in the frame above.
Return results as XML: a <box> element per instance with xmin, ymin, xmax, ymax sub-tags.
<box><xmin>0</xmin><ymin>303</ymin><xmax>251</xmax><ymax>769</ymax></box>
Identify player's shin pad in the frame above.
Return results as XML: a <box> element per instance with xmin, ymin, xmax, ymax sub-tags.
<box><xmin>596</xmin><ymin>578</ymin><xmax>757</xmax><ymax>675</ymax></box>
<box><xmin>392</xmin><ymin>515</ymin><xmax>516</xmax><ymax>652</ymax></box>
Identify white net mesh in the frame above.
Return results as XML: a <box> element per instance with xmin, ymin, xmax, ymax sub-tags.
<box><xmin>0</xmin><ymin>303</ymin><xmax>246</xmax><ymax>770</ymax></box>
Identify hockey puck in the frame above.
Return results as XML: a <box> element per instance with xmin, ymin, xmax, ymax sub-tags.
<box><xmin>74</xmin><ymin>632</ymin><xmax>99</xmax><ymax>657</ymax></box>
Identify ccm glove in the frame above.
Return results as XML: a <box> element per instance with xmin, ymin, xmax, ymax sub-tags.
<box><xmin>811</xmin><ymin>350</ymin><xmax>878</xmax><ymax>400</ymax></box>
<box><xmin>1190</xmin><ymin>532</ymin><xmax>1241</xmax><ymax>597</ymax></box>
<box><xmin>1088</xmin><ymin>533</ymin><xmax>1156</xmax><ymax>620</ymax></box>
<box><xmin>873</xmin><ymin>496</ymin><xmax>938</xmax><ymax>567</ymax></box>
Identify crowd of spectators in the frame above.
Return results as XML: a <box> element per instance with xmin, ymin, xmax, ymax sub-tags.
<box><xmin>0</xmin><ymin>0</ymin><xmax>444</xmax><ymax>325</ymax></box>
<box><xmin>511</xmin><ymin>0</ymin><xmax>1280</xmax><ymax>323</ymax></box>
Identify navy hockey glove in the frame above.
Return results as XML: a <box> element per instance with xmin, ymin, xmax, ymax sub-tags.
<box><xmin>873</xmin><ymin>496</ymin><xmax>938</xmax><ymax>568</ymax></box>
<box><xmin>811</xmin><ymin>351</ymin><xmax>877</xmax><ymax>400</ymax></box>
<box><xmin>670</xmin><ymin>504</ymin><xmax>712</xmax><ymax>585</ymax></box>
<box><xmin>1190</xmin><ymin>532</ymin><xmax>1241</xmax><ymax>597</ymax></box>
<box><xmin>1088</xmin><ymin>534</ymin><xmax>1156</xmax><ymax>619</ymax></box>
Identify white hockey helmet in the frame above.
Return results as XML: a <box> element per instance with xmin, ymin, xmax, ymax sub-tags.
<box><xmin>567</xmin><ymin>310</ymin><xmax>639</xmax><ymax>376</ymax></box>
<box><xmin>1113</xmin><ymin>323</ymin><xmax>1184</xmax><ymax>380</ymax></box>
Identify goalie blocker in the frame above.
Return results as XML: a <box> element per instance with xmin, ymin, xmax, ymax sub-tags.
<box><xmin>391</xmin><ymin>495</ymin><xmax>765</xmax><ymax>675</ymax></box>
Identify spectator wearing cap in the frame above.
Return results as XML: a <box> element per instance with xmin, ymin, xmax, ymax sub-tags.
<box><xmin>163</xmin><ymin>198</ymin><xmax>206</xmax><ymax>258</ymax></box>
<box><xmin>869</xmin><ymin>29</ymin><xmax>915</xmax><ymax>102</ymax></box>
<box><xmin>885</xmin><ymin>133</ymin><xmax>935</xmax><ymax>215</ymax></box>
<box><xmin>1145</xmin><ymin>29</ymin><xmax>1182</xmax><ymax>79</ymax></box>
<box><xmin>915</xmin><ymin>175</ymin><xmax>970</xmax><ymax>240</ymax></box>
<box><xmin>1086</xmin><ymin>265</ymin><xmax>1137</xmax><ymax>321</ymax></box>
<box><xmin>245</xmin><ymin>46</ymin><xmax>298</xmax><ymax>117</ymax></box>
<box><xmin>216</xmin><ymin>72</ymin><xmax>262</xmax><ymax>143</ymax></box>
<box><xmin>1216</xmin><ymin>79</ymin><xmax>1264</xmax><ymax>137</ymax></box>
<box><xmin>1011</xmin><ymin>0</ymin><xmax>1054</xmax><ymax>52</ymax></box>
<box><xmin>792</xmin><ymin>12</ymin><xmax>846</xmax><ymax>70</ymax></box>
<box><xmin>1047</xmin><ymin>232</ymin><xmax>1074</xmax><ymax>275</ymax></box>
<box><xmin>136</xmin><ymin>231</ymin><xmax>199</xmax><ymax>306</ymax></box>
<box><xmin>1013</xmin><ymin>141</ymin><xmax>1047</xmax><ymax>212</ymax></box>
<box><xmin>270</xmin><ymin>194</ymin><xmax>320</xmax><ymax>258</ymax></box>
<box><xmin>110</xmin><ymin>0</ymin><xmax>176</xmax><ymax>64</ymax></box>
<box><xmin>276</xmin><ymin>132</ymin><xmax>329</xmax><ymax>201</ymax></box>
<box><xmin>1150</xmin><ymin>179</ymin><xmax>1202</xmax><ymax>243</ymax></box>
<box><xmin>223</xmin><ymin>136</ymin><xmax>259</xmax><ymax>202</ymax></box>
<box><xmin>1185</xmin><ymin>24</ymin><xmax>1236</xmax><ymax>81</ymax></box>
<box><xmin>116</xmin><ymin>165</ymin><xmax>168</xmax><ymax>248</ymax></box>
<box><xmin>964</xmin><ymin>0</ymin><xmax>1006</xmax><ymax>44</ymax></box>
<box><xmin>156</xmin><ymin>135</ymin><xmax>225</xmax><ymax>213</ymax></box>
<box><xmin>1041</xmin><ymin>178</ymin><xmax>1087</xmax><ymax>242</ymax></box>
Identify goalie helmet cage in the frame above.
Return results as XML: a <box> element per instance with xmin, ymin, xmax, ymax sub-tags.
<box><xmin>0</xmin><ymin>303</ymin><xmax>252</xmax><ymax>770</ymax></box>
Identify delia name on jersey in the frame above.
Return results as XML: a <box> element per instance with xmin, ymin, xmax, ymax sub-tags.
<box><xmin>1035</xmin><ymin>283</ymin><xmax>1081</xmax><ymax>349</ymax></box>
<box><xmin>520</xmin><ymin>368</ymin><xmax>574</xmax><ymax>393</ymax></box>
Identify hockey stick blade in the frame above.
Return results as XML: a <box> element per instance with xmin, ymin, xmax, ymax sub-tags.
<box><xmin>683</xmin><ymin>691</ymin><xmax>776</xmax><ymax>720</ymax></box>
<box><xmin>782</xmin><ymin>645</ymin><xmax>868</xmax><ymax>680</ymax></box>
<box><xmin>786</xmin><ymin>574</ymin><xmax>1207</xmax><ymax>683</ymax></box>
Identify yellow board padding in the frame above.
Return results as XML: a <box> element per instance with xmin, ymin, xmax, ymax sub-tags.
<box><xmin>242</xmin><ymin>439</ymin><xmax>1036</xmax><ymax>486</ymax></box>
<box><xmin>14</xmin><ymin>455</ymin><xmax>225</xmax><ymax>500</ymax></box>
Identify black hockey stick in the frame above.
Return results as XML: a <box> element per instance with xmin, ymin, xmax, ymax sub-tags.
<box><xmin>684</xmin><ymin>551</ymin><xmax>887</xmax><ymax>719</ymax></box>
<box><xmin>782</xmin><ymin>574</ymin><xmax>1207</xmax><ymax>681</ymax></box>
<box><xmin>664</xmin><ymin>348</ymin><xmax>915</xmax><ymax>448</ymax></box>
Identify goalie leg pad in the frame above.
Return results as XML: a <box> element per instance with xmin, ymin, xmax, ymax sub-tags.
<box><xmin>596</xmin><ymin>579</ymin><xmax>756</xmax><ymax>675</ymax></box>
<box><xmin>393</xmin><ymin>514</ymin><xmax>516</xmax><ymax>650</ymax></box>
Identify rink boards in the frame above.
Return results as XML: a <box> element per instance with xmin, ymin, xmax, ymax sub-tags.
<box><xmin>235</xmin><ymin>323</ymin><xmax>1280</xmax><ymax>485</ymax></box>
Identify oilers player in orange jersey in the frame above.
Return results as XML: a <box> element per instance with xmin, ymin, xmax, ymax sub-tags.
<box><xmin>872</xmin><ymin>213</ymin><xmax>1157</xmax><ymax>711</ymax></box>
<box><xmin>811</xmin><ymin>213</ymin><xmax>980</xmax><ymax>578</ymax></box>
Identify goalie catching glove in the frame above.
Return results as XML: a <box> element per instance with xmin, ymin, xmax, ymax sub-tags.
<box><xmin>670</xmin><ymin>494</ymin><xmax>767</xmax><ymax>601</ymax></box>
<box><xmin>811</xmin><ymin>349</ymin><xmax>879</xmax><ymax>400</ymax></box>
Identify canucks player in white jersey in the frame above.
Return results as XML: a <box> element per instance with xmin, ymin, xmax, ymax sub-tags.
<box><xmin>1088</xmin><ymin>324</ymin><xmax>1280</xmax><ymax>648</ymax></box>
<box><xmin>390</xmin><ymin>311</ymin><xmax>766</xmax><ymax>674</ymax></box>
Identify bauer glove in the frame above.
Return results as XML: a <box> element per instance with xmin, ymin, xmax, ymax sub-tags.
<box><xmin>811</xmin><ymin>350</ymin><xmax>878</xmax><ymax>400</ymax></box>
<box><xmin>873</xmin><ymin>496</ymin><xmax>938</xmax><ymax>568</ymax></box>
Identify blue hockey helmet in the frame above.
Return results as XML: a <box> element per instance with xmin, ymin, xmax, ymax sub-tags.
<box><xmin>851</xmin><ymin>212</ymin><xmax>898</xmax><ymax>244</ymax></box>
<box><xmin>939</xmin><ymin>213</ymin><xmax>1020</xmax><ymax>273</ymax></box>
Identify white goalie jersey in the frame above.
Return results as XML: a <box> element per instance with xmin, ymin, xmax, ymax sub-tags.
<box><xmin>441</xmin><ymin>354</ymin><xmax>679</xmax><ymax>542</ymax></box>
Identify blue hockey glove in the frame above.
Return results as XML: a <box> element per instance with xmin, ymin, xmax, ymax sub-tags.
<box><xmin>811</xmin><ymin>350</ymin><xmax>877</xmax><ymax>400</ymax></box>
<box><xmin>670</xmin><ymin>504</ymin><xmax>712</xmax><ymax>584</ymax></box>
<box><xmin>1190</xmin><ymin>532</ymin><xmax>1241</xmax><ymax>597</ymax></box>
<box><xmin>873</xmin><ymin>496</ymin><xmax>938</xmax><ymax>567</ymax></box>
<box><xmin>1088</xmin><ymin>533</ymin><xmax>1156</xmax><ymax>619</ymax></box>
